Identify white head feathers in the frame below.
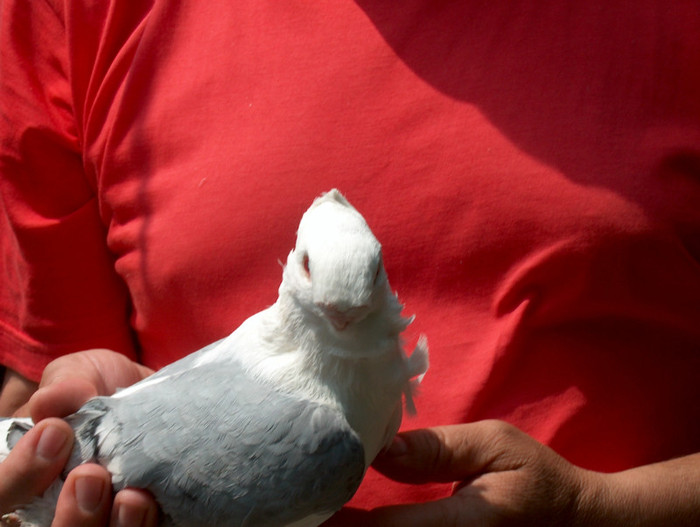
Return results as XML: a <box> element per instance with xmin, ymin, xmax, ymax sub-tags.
<box><xmin>280</xmin><ymin>189</ymin><xmax>403</xmax><ymax>336</ymax></box>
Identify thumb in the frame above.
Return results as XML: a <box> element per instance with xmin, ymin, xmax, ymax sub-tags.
<box><xmin>372</xmin><ymin>420</ymin><xmax>531</xmax><ymax>484</ymax></box>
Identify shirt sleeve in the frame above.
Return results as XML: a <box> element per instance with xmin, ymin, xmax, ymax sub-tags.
<box><xmin>0</xmin><ymin>0</ymin><xmax>137</xmax><ymax>381</ymax></box>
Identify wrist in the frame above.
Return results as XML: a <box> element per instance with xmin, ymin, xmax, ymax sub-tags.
<box><xmin>573</xmin><ymin>455</ymin><xmax>700</xmax><ymax>527</ymax></box>
<box><xmin>570</xmin><ymin>468</ymin><xmax>616</xmax><ymax>527</ymax></box>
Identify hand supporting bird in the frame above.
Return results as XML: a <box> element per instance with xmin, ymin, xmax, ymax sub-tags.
<box><xmin>0</xmin><ymin>350</ymin><xmax>158</xmax><ymax>527</ymax></box>
<box><xmin>326</xmin><ymin>421</ymin><xmax>700</xmax><ymax>527</ymax></box>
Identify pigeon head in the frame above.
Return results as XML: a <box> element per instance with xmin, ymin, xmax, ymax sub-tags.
<box><xmin>285</xmin><ymin>190</ymin><xmax>385</xmax><ymax>332</ymax></box>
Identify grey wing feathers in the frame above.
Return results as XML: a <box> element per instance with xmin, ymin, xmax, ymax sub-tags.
<box><xmin>70</xmin><ymin>360</ymin><xmax>365</xmax><ymax>527</ymax></box>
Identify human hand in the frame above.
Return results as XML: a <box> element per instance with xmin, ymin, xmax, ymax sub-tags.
<box><xmin>1</xmin><ymin>350</ymin><xmax>159</xmax><ymax>527</ymax></box>
<box><xmin>327</xmin><ymin>420</ymin><xmax>597</xmax><ymax>526</ymax></box>
<box><xmin>13</xmin><ymin>349</ymin><xmax>155</xmax><ymax>421</ymax></box>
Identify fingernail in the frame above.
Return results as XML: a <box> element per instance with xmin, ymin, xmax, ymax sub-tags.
<box><xmin>36</xmin><ymin>424</ymin><xmax>70</xmax><ymax>461</ymax></box>
<box><xmin>75</xmin><ymin>476</ymin><xmax>106</xmax><ymax>513</ymax></box>
<box><xmin>113</xmin><ymin>502</ymin><xmax>147</xmax><ymax>527</ymax></box>
<box><xmin>385</xmin><ymin>435</ymin><xmax>409</xmax><ymax>456</ymax></box>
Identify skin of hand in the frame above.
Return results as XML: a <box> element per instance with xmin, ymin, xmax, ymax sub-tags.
<box><xmin>0</xmin><ymin>369</ymin><xmax>38</xmax><ymax>417</ymax></box>
<box><xmin>0</xmin><ymin>351</ymin><xmax>160</xmax><ymax>527</ymax></box>
<box><xmin>326</xmin><ymin>420</ymin><xmax>700</xmax><ymax>527</ymax></box>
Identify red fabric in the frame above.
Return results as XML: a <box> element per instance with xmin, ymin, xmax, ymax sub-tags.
<box><xmin>2</xmin><ymin>0</ymin><xmax>699</xmax><ymax>508</ymax></box>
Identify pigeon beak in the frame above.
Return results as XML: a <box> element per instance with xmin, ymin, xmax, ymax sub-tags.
<box><xmin>326</xmin><ymin>310</ymin><xmax>353</xmax><ymax>331</ymax></box>
<box><xmin>320</xmin><ymin>304</ymin><xmax>365</xmax><ymax>331</ymax></box>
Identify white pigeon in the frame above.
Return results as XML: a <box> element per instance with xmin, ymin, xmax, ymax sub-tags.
<box><xmin>0</xmin><ymin>189</ymin><xmax>429</xmax><ymax>527</ymax></box>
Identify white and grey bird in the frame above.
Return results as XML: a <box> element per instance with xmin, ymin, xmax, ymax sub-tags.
<box><xmin>0</xmin><ymin>189</ymin><xmax>429</xmax><ymax>527</ymax></box>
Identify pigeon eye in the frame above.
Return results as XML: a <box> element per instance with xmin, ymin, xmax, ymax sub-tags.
<box><xmin>302</xmin><ymin>253</ymin><xmax>311</xmax><ymax>279</ymax></box>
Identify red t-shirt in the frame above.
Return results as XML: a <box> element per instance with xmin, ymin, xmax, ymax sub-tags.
<box><xmin>2</xmin><ymin>0</ymin><xmax>699</xmax><ymax>509</ymax></box>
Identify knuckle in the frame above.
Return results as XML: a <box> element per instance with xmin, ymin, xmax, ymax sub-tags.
<box><xmin>483</xmin><ymin>419</ymin><xmax>517</xmax><ymax>438</ymax></box>
<box><xmin>481</xmin><ymin>420</ymin><xmax>519</xmax><ymax>452</ymax></box>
